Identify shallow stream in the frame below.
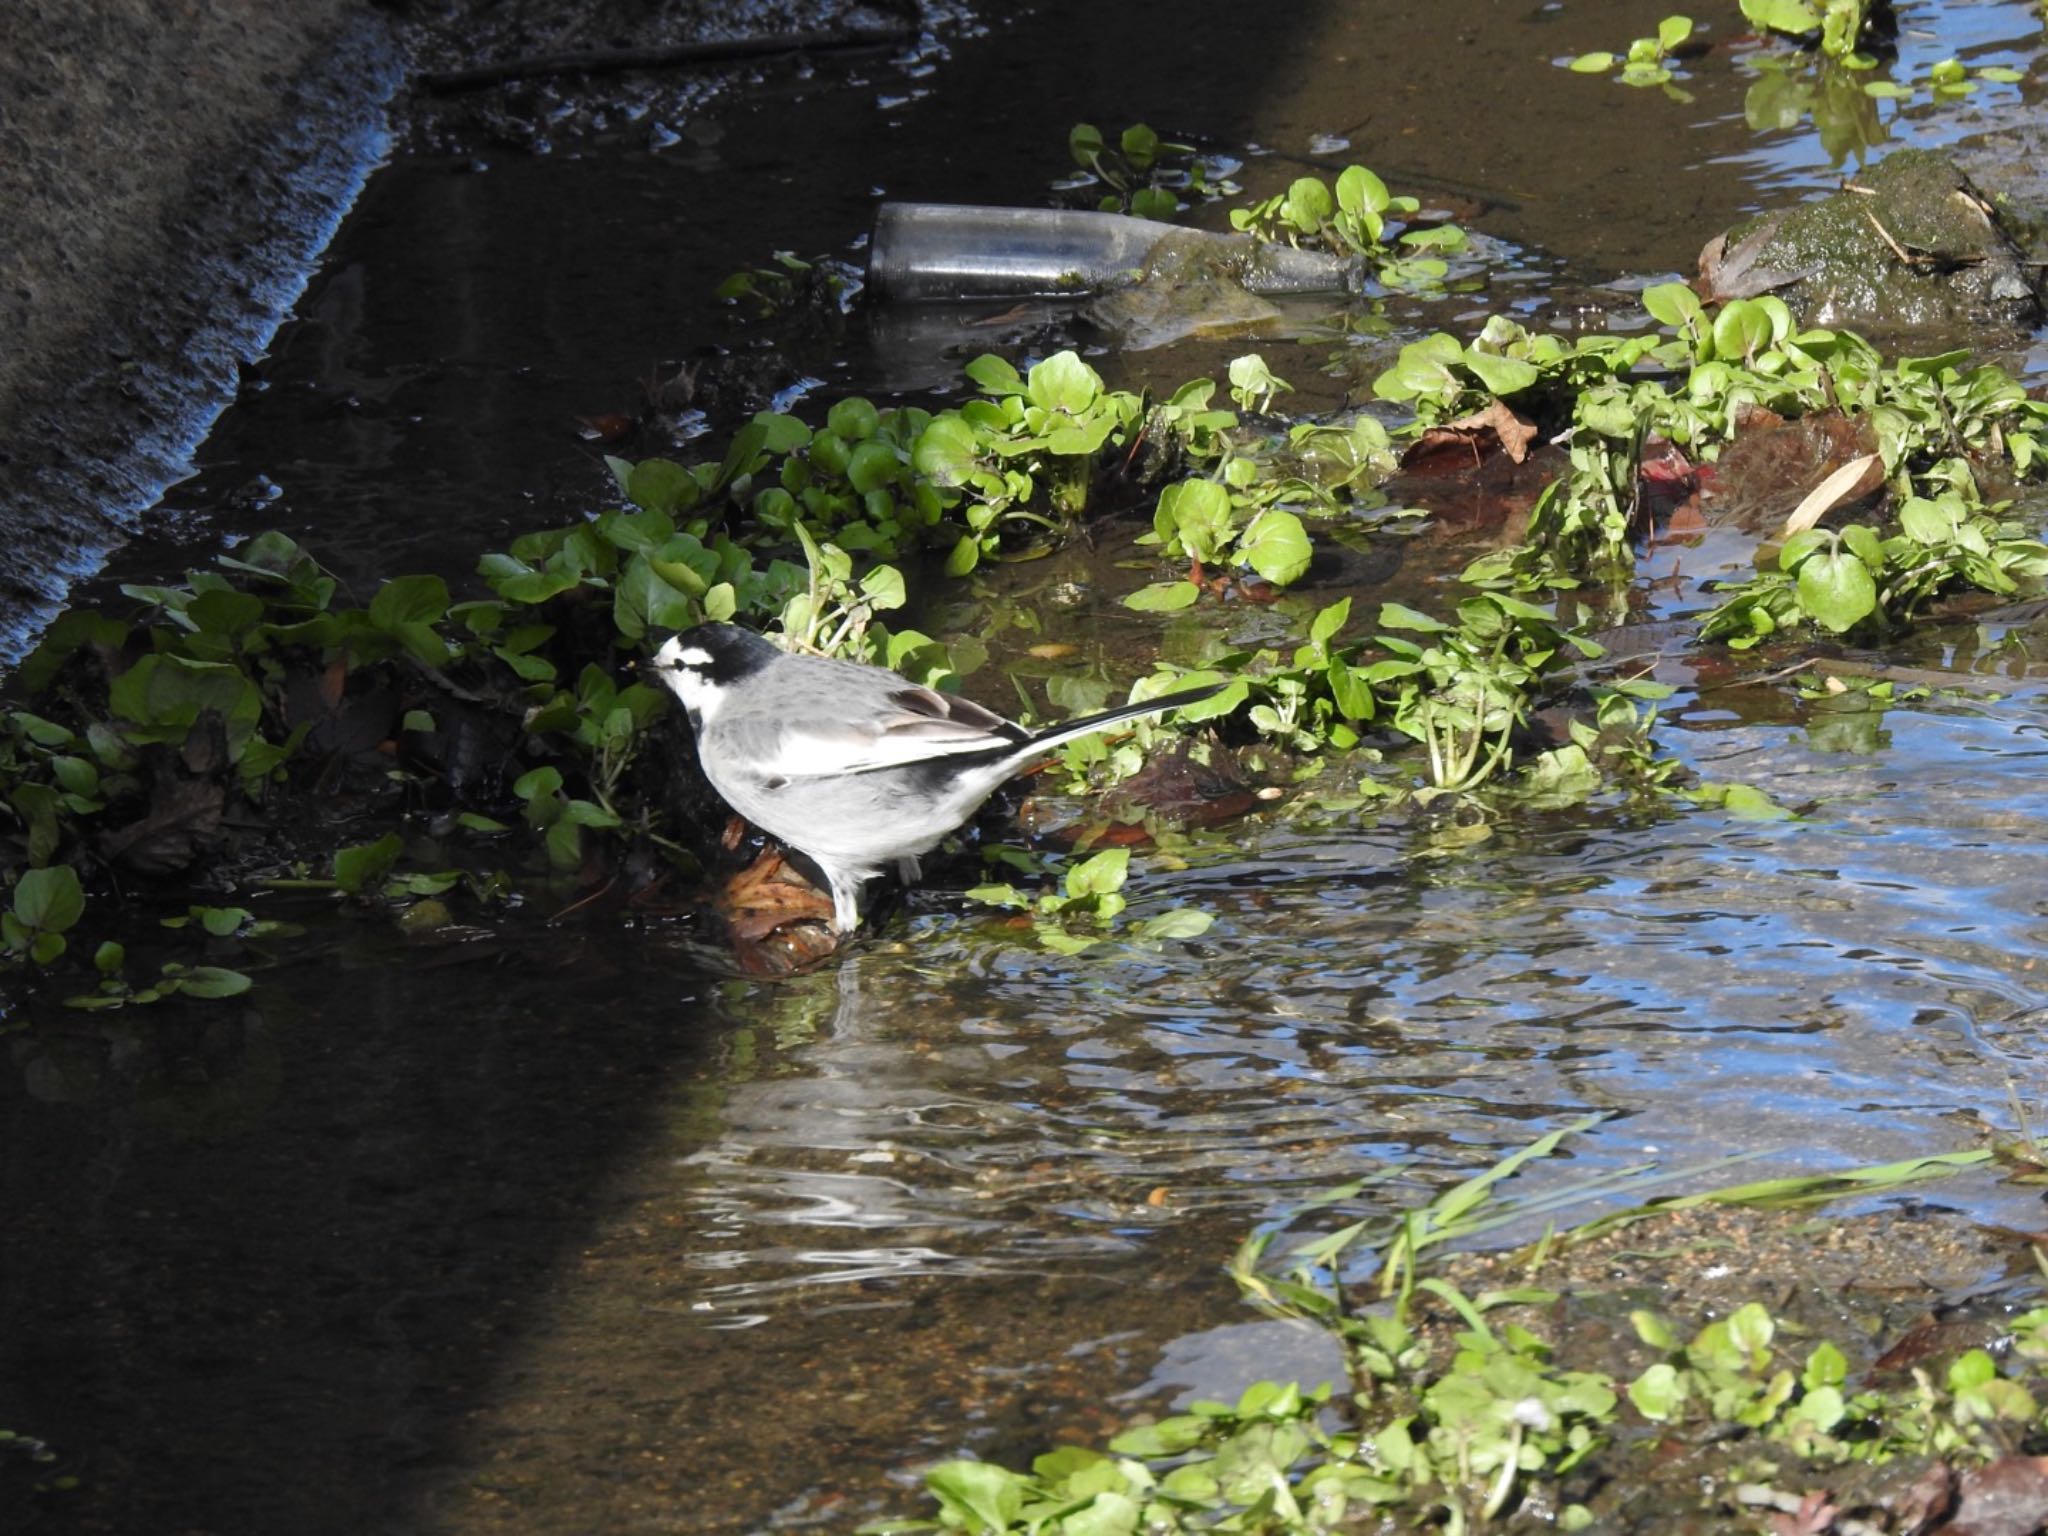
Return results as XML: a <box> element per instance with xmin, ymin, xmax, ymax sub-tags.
<box><xmin>10</xmin><ymin>2</ymin><xmax>2048</xmax><ymax>1531</ymax></box>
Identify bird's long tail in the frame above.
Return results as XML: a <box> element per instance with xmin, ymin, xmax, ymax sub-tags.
<box><xmin>1011</xmin><ymin>681</ymin><xmax>1228</xmax><ymax>761</ymax></box>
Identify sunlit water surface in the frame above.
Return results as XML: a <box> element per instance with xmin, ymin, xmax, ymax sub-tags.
<box><xmin>9</xmin><ymin>1</ymin><xmax>2048</xmax><ymax>1532</ymax></box>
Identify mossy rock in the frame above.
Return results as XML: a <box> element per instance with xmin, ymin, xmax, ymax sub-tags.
<box><xmin>1699</xmin><ymin>148</ymin><xmax>2043</xmax><ymax>334</ymax></box>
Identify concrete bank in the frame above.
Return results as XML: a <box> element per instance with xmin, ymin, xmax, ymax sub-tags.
<box><xmin>0</xmin><ymin>0</ymin><xmax>404</xmax><ymax>659</ymax></box>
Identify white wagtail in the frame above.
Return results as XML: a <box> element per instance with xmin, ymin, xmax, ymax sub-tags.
<box><xmin>650</xmin><ymin>624</ymin><xmax>1227</xmax><ymax>933</ymax></box>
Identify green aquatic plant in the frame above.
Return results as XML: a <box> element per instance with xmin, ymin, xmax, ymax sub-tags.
<box><xmin>1702</xmin><ymin>496</ymin><xmax>2048</xmax><ymax>646</ymax></box>
<box><xmin>1364</xmin><ymin>596</ymin><xmax>1602</xmax><ymax>795</ymax></box>
<box><xmin>967</xmin><ymin>845</ymin><xmax>1215</xmax><ymax>955</ymax></box>
<box><xmin>913</xmin><ymin>350</ymin><xmax>1146</xmax><ymax>571</ymax></box>
<box><xmin>1229</xmin><ymin>164</ymin><xmax>1468</xmax><ymax>289</ymax></box>
<box><xmin>1564</xmin><ymin>13</ymin><xmax>1697</xmax><ymax>89</ymax></box>
<box><xmin>873</xmin><ymin>1125</ymin><xmax>2036</xmax><ymax>1535</ymax></box>
<box><xmin>1741</xmin><ymin>0</ymin><xmax>1878</xmax><ymax>61</ymax></box>
<box><xmin>1063</xmin><ymin>121</ymin><xmax>1234</xmax><ymax>219</ymax></box>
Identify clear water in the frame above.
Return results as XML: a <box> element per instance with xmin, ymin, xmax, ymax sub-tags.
<box><xmin>8</xmin><ymin>1</ymin><xmax>2048</xmax><ymax>1532</ymax></box>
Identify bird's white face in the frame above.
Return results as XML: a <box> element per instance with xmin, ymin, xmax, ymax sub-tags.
<box><xmin>651</xmin><ymin>635</ymin><xmax>720</xmax><ymax>721</ymax></box>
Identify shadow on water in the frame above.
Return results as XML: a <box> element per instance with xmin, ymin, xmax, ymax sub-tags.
<box><xmin>10</xmin><ymin>0</ymin><xmax>2048</xmax><ymax>1531</ymax></box>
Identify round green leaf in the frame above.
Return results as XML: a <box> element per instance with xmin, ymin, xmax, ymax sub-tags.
<box><xmin>1240</xmin><ymin>509</ymin><xmax>1313</xmax><ymax>586</ymax></box>
<box><xmin>13</xmin><ymin>864</ymin><xmax>84</xmax><ymax>933</ymax></box>
<box><xmin>1124</xmin><ymin>581</ymin><xmax>1200</xmax><ymax>612</ymax></box>
<box><xmin>1795</xmin><ymin>547</ymin><xmax>1878</xmax><ymax>633</ymax></box>
<box><xmin>1026</xmin><ymin>350</ymin><xmax>1102</xmax><ymax>415</ymax></box>
<box><xmin>1335</xmin><ymin>164</ymin><xmax>1389</xmax><ymax>214</ymax></box>
<box><xmin>912</xmin><ymin>414</ymin><xmax>983</xmax><ymax>486</ymax></box>
<box><xmin>826</xmin><ymin>397</ymin><xmax>879</xmax><ymax>442</ymax></box>
<box><xmin>178</xmin><ymin>967</ymin><xmax>253</xmax><ymax>1000</ymax></box>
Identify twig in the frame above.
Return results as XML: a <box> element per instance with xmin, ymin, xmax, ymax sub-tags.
<box><xmin>421</xmin><ymin>25</ymin><xmax>915</xmax><ymax>94</ymax></box>
<box><xmin>1861</xmin><ymin>206</ymin><xmax>1923</xmax><ymax>267</ymax></box>
<box><xmin>548</xmin><ymin>877</ymin><xmax>617</xmax><ymax>924</ymax></box>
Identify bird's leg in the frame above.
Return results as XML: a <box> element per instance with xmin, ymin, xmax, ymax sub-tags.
<box><xmin>828</xmin><ymin>872</ymin><xmax>864</xmax><ymax>935</ymax></box>
<box><xmin>894</xmin><ymin>855</ymin><xmax>922</xmax><ymax>884</ymax></box>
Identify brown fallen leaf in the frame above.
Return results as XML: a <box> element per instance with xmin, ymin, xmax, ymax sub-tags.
<box><xmin>1400</xmin><ymin>397</ymin><xmax>1541</xmax><ymax>470</ymax></box>
<box><xmin>574</xmin><ymin>412</ymin><xmax>636</xmax><ymax>443</ymax></box>
<box><xmin>1893</xmin><ymin>1462</ymin><xmax>1958</xmax><ymax>1535</ymax></box>
<box><xmin>98</xmin><ymin>778</ymin><xmax>225</xmax><ymax>874</ymax></box>
<box><xmin>1767</xmin><ymin>1487</ymin><xmax>1839</xmax><ymax>1536</ymax></box>
<box><xmin>1938</xmin><ymin>1456</ymin><xmax>2048</xmax><ymax>1536</ymax></box>
<box><xmin>1697</xmin><ymin>212</ymin><xmax>1820</xmax><ymax>303</ymax></box>
<box><xmin>1781</xmin><ymin>452</ymin><xmax>1885</xmax><ymax>537</ymax></box>
<box><xmin>714</xmin><ymin>846</ymin><xmax>835</xmax><ymax>942</ymax></box>
<box><xmin>1701</xmin><ymin>409</ymin><xmax>1880</xmax><ymax>534</ymax></box>
<box><xmin>1872</xmin><ymin>1316</ymin><xmax>1995</xmax><ymax>1376</ymax></box>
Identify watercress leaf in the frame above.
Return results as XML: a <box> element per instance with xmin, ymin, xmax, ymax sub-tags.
<box><xmin>1741</xmin><ymin>0</ymin><xmax>1821</xmax><ymax>35</ymax></box>
<box><xmin>189</xmin><ymin>589</ymin><xmax>266</xmax><ymax>636</ymax></box>
<box><xmin>333</xmin><ymin>834</ymin><xmax>404</xmax><ymax>896</ymax></box>
<box><xmin>1795</xmin><ymin>548</ymin><xmax>1878</xmax><ymax>633</ymax></box>
<box><xmin>369</xmin><ymin>574</ymin><xmax>450</xmax><ymax>628</ymax></box>
<box><xmin>1377</xmin><ymin>602</ymin><xmax>1449</xmax><ymax>632</ymax></box>
<box><xmin>924</xmin><ymin>1460</ymin><xmax>1025</xmax><ymax>1532</ymax></box>
<box><xmin>1035</xmin><ymin>926</ymin><xmax>1099</xmax><ymax>956</ymax></box>
<box><xmin>1568</xmin><ymin>50</ymin><xmax>1616</xmax><ymax>72</ymax></box>
<box><xmin>1628</xmin><ymin>1361</ymin><xmax>1684</xmax><ymax>1420</ymax></box>
<box><xmin>178</xmin><ymin>966</ymin><xmax>253</xmax><ymax>999</ymax></box>
<box><xmin>1372</xmin><ymin>333</ymin><xmax>1466</xmax><ymax>404</ymax></box>
<box><xmin>1240</xmin><ymin>509</ymin><xmax>1313</xmax><ymax>586</ymax></box>
<box><xmin>911</xmin><ymin>414</ymin><xmax>982</xmax><ymax>488</ymax></box>
<box><xmin>1065</xmin><ymin>848</ymin><xmax>1130</xmax><ymax>900</ymax></box>
<box><xmin>1108</xmin><ymin>1415</ymin><xmax>1208</xmax><ymax>1457</ymax></box>
<box><xmin>1132</xmin><ymin>909</ymin><xmax>1214</xmax><ymax>941</ymax></box>
<box><xmin>1641</xmin><ymin>281</ymin><xmax>1704</xmax><ymax>332</ymax></box>
<box><xmin>859</xmin><ymin>565</ymin><xmax>907</xmax><ymax>611</ymax></box>
<box><xmin>1334</xmin><ymin>164</ymin><xmax>1389</xmax><ymax>215</ymax></box>
<box><xmin>1463</xmin><ymin>350</ymin><xmax>1542</xmax><ymax>397</ymax></box>
<box><xmin>1026</xmin><ymin>350</ymin><xmax>1102</xmax><ymax>415</ymax></box>
<box><xmin>1310</xmin><ymin>597</ymin><xmax>1352</xmax><ymax>646</ymax></box>
<box><xmin>1632</xmin><ymin>1311</ymin><xmax>1676</xmax><ymax>1350</ymax></box>
<box><xmin>1131</xmin><ymin>186</ymin><xmax>1177</xmax><ymax>221</ymax></box>
<box><xmin>199</xmin><ymin>906</ymin><xmax>252</xmax><ymax>937</ymax></box>
<box><xmin>13</xmin><ymin>864</ymin><xmax>84</xmax><ymax>934</ymax></box>
<box><xmin>1123</xmin><ymin>581</ymin><xmax>1200</xmax><ymax>612</ymax></box>
<box><xmin>1710</xmin><ymin>300</ymin><xmax>1775</xmax><ymax>362</ymax></box>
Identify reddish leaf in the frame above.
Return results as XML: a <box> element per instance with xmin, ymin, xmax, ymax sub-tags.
<box><xmin>1766</xmin><ymin>1488</ymin><xmax>1839</xmax><ymax>1536</ymax></box>
<box><xmin>574</xmin><ymin>412</ymin><xmax>637</xmax><ymax>443</ymax></box>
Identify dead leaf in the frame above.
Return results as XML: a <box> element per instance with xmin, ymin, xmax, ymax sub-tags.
<box><xmin>1698</xmin><ymin>212</ymin><xmax>1821</xmax><ymax>302</ymax></box>
<box><xmin>1938</xmin><ymin>1456</ymin><xmax>2048</xmax><ymax>1536</ymax></box>
<box><xmin>1892</xmin><ymin>1462</ymin><xmax>1958</xmax><ymax>1535</ymax></box>
<box><xmin>574</xmin><ymin>412</ymin><xmax>636</xmax><ymax>443</ymax></box>
<box><xmin>318</xmin><ymin>656</ymin><xmax>347</xmax><ymax>712</ymax></box>
<box><xmin>1400</xmin><ymin>398</ymin><xmax>1540</xmax><ymax>470</ymax></box>
<box><xmin>97</xmin><ymin>778</ymin><xmax>225</xmax><ymax>874</ymax></box>
<box><xmin>1781</xmin><ymin>452</ymin><xmax>1885</xmax><ymax>537</ymax></box>
<box><xmin>715</xmin><ymin>847</ymin><xmax>834</xmax><ymax>942</ymax></box>
<box><xmin>1766</xmin><ymin>1488</ymin><xmax>1839</xmax><ymax>1536</ymax></box>
<box><xmin>1872</xmin><ymin>1317</ymin><xmax>1995</xmax><ymax>1376</ymax></box>
<box><xmin>1701</xmin><ymin>410</ymin><xmax>1879</xmax><ymax>534</ymax></box>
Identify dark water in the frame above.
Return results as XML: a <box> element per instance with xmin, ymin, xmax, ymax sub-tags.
<box><xmin>9</xmin><ymin>1</ymin><xmax>2048</xmax><ymax>1532</ymax></box>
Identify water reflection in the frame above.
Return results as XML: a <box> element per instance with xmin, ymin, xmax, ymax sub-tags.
<box><xmin>671</xmin><ymin>692</ymin><xmax>2048</xmax><ymax>1326</ymax></box>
